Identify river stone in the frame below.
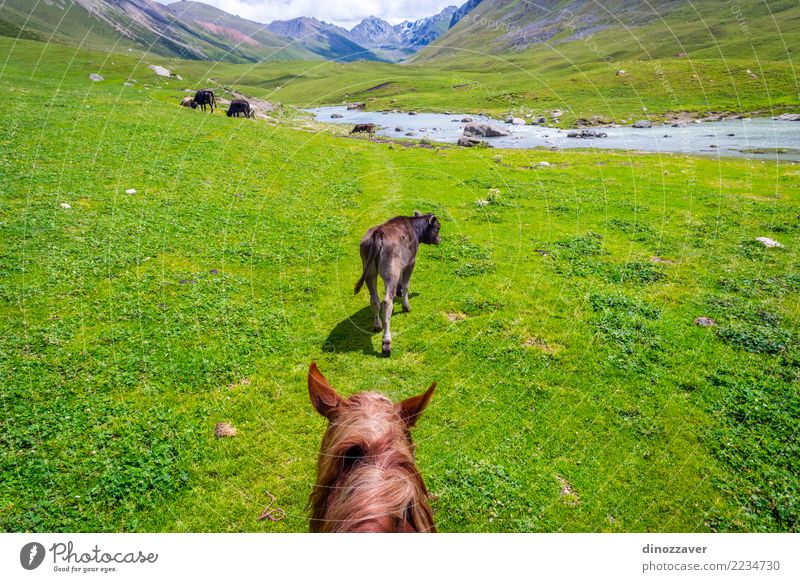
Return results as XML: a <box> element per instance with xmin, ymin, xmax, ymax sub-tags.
<box><xmin>567</xmin><ymin>129</ymin><xmax>608</xmax><ymax>139</ymax></box>
<box><xmin>347</xmin><ymin>102</ymin><xmax>365</xmax><ymax>110</ymax></box>
<box><xmin>60</xmin><ymin>202</ymin><xmax>71</xmax><ymax>209</ymax></box>
<box><xmin>461</xmin><ymin>116</ymin><xmax>474</xmax><ymax>122</ymax></box>
<box><xmin>632</xmin><ymin>120</ymin><xmax>652</xmax><ymax>128</ymax></box>
<box><xmin>88</xmin><ymin>73</ymin><xmax>104</xmax><ymax>82</ymax></box>
<box><xmin>330</xmin><ymin>113</ymin><xmax>343</xmax><ymax>118</ymax></box>
<box><xmin>773</xmin><ymin>113</ymin><xmax>800</xmax><ymax>121</ymax></box>
<box><xmin>694</xmin><ymin>317</ymin><xmax>717</xmax><ymax>327</ymax></box>
<box><xmin>463</xmin><ymin>122</ymin><xmax>509</xmax><ymax>137</ymax></box>
<box><xmin>458</xmin><ymin>136</ymin><xmax>488</xmax><ymax>147</ymax></box>
<box><xmin>510</xmin><ymin>117</ymin><xmax>526</xmax><ymax>125</ymax></box>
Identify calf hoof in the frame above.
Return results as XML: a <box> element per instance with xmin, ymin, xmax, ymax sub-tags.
<box><xmin>402</xmin><ymin>305</ymin><xmax>410</xmax><ymax>313</ymax></box>
<box><xmin>382</xmin><ymin>340</ymin><xmax>392</xmax><ymax>357</ymax></box>
<box><xmin>381</xmin><ymin>348</ymin><xmax>391</xmax><ymax>358</ymax></box>
<box><xmin>373</xmin><ymin>324</ymin><xmax>383</xmax><ymax>332</ymax></box>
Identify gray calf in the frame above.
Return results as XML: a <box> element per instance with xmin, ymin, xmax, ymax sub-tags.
<box><xmin>354</xmin><ymin>211</ymin><xmax>442</xmax><ymax>356</ymax></box>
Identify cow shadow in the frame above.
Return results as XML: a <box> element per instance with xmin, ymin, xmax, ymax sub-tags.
<box><xmin>323</xmin><ymin>306</ymin><xmax>378</xmax><ymax>355</ymax></box>
<box><xmin>323</xmin><ymin>295</ymin><xmax>419</xmax><ymax>356</ymax></box>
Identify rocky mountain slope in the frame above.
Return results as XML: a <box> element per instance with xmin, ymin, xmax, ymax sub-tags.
<box><xmin>414</xmin><ymin>0</ymin><xmax>800</xmax><ymax>65</ymax></box>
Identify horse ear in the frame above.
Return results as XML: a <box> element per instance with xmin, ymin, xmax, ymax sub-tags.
<box><xmin>308</xmin><ymin>363</ymin><xmax>343</xmax><ymax>418</ymax></box>
<box><xmin>428</xmin><ymin>215</ymin><xmax>436</xmax><ymax>224</ymax></box>
<box><xmin>413</xmin><ymin>210</ymin><xmax>421</xmax><ymax>216</ymax></box>
<box><xmin>398</xmin><ymin>382</ymin><xmax>435</xmax><ymax>427</ymax></box>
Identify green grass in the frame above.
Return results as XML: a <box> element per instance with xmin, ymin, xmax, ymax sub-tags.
<box><xmin>1</xmin><ymin>37</ymin><xmax>799</xmax><ymax>533</ymax></box>
<box><xmin>168</xmin><ymin>55</ymin><xmax>800</xmax><ymax>127</ymax></box>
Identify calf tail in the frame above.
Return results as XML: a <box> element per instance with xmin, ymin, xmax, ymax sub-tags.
<box><xmin>354</xmin><ymin>231</ymin><xmax>381</xmax><ymax>294</ymax></box>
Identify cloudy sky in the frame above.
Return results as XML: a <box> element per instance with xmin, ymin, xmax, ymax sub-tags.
<box><xmin>186</xmin><ymin>0</ymin><xmax>461</xmax><ymax>28</ymax></box>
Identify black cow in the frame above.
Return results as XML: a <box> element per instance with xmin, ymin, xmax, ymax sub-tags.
<box><xmin>192</xmin><ymin>90</ymin><xmax>216</xmax><ymax>112</ymax></box>
<box><xmin>227</xmin><ymin>99</ymin><xmax>254</xmax><ymax>119</ymax></box>
<box><xmin>354</xmin><ymin>211</ymin><xmax>442</xmax><ymax>356</ymax></box>
<box><xmin>350</xmin><ymin>123</ymin><xmax>376</xmax><ymax>136</ymax></box>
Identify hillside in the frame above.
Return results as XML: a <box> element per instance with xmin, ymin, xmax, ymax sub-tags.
<box><xmin>166</xmin><ymin>1</ymin><xmax>317</xmax><ymax>61</ymax></box>
<box><xmin>414</xmin><ymin>0</ymin><xmax>800</xmax><ymax>66</ymax></box>
<box><xmin>266</xmin><ymin>16</ymin><xmax>383</xmax><ymax>62</ymax></box>
<box><xmin>0</xmin><ymin>0</ymin><xmax>314</xmax><ymax>62</ymax></box>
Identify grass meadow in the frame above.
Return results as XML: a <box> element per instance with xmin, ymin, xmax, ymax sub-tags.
<box><xmin>1</xmin><ymin>37</ymin><xmax>799</xmax><ymax>533</ymax></box>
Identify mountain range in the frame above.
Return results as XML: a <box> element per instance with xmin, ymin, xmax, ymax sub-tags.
<box><xmin>0</xmin><ymin>0</ymin><xmax>479</xmax><ymax>63</ymax></box>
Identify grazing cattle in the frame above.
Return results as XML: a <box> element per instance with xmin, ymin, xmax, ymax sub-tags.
<box><xmin>355</xmin><ymin>211</ymin><xmax>442</xmax><ymax>356</ymax></box>
<box><xmin>180</xmin><ymin>96</ymin><xmax>193</xmax><ymax>108</ymax></box>
<box><xmin>226</xmin><ymin>99</ymin><xmax>254</xmax><ymax>118</ymax></box>
<box><xmin>192</xmin><ymin>89</ymin><xmax>216</xmax><ymax>112</ymax></box>
<box><xmin>350</xmin><ymin>123</ymin><xmax>376</xmax><ymax>136</ymax></box>
<box><xmin>307</xmin><ymin>362</ymin><xmax>436</xmax><ymax>532</ymax></box>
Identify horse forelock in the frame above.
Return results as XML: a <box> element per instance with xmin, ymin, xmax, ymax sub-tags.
<box><xmin>310</xmin><ymin>392</ymin><xmax>435</xmax><ymax>532</ymax></box>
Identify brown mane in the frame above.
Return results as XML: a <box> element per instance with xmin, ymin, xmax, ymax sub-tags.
<box><xmin>307</xmin><ymin>364</ymin><xmax>436</xmax><ymax>533</ymax></box>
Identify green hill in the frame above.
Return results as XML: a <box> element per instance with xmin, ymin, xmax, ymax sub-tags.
<box><xmin>414</xmin><ymin>0</ymin><xmax>800</xmax><ymax>66</ymax></box>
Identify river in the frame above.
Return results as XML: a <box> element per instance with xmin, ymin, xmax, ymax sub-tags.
<box><xmin>306</xmin><ymin>106</ymin><xmax>800</xmax><ymax>162</ymax></box>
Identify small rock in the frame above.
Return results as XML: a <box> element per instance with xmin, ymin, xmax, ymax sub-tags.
<box><xmin>88</xmin><ymin>73</ymin><xmax>104</xmax><ymax>82</ymax></box>
<box><xmin>461</xmin><ymin>116</ymin><xmax>474</xmax><ymax>123</ymax></box>
<box><xmin>457</xmin><ymin>136</ymin><xmax>489</xmax><ymax>147</ymax></box>
<box><xmin>60</xmin><ymin>202</ymin><xmax>71</xmax><ymax>209</ymax></box>
<box><xmin>394</xmin><ymin>127</ymin><xmax>402</xmax><ymax>132</ymax></box>
<box><xmin>616</xmin><ymin>69</ymin><xmax>626</xmax><ymax>76</ymax></box>
<box><xmin>535</xmin><ymin>161</ymin><xmax>550</xmax><ymax>167</ymax></box>
<box><xmin>347</xmin><ymin>102</ymin><xmax>365</xmax><ymax>110</ymax></box>
<box><xmin>214</xmin><ymin>422</ymin><xmax>238</xmax><ymax>437</ymax></box>
<box><xmin>148</xmin><ymin>64</ymin><xmax>171</xmax><ymax>77</ymax></box>
<box><xmin>125</xmin><ymin>188</ymin><xmax>136</xmax><ymax>195</ymax></box>
<box><xmin>694</xmin><ymin>317</ymin><xmax>717</xmax><ymax>327</ymax></box>
<box><xmin>756</xmin><ymin>237</ymin><xmax>783</xmax><ymax>248</ymax></box>
<box><xmin>330</xmin><ymin>113</ymin><xmax>343</xmax><ymax>118</ymax></box>
<box><xmin>632</xmin><ymin>120</ymin><xmax>652</xmax><ymax>128</ymax></box>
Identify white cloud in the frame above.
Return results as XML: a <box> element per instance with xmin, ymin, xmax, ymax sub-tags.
<box><xmin>178</xmin><ymin>0</ymin><xmax>461</xmax><ymax>28</ymax></box>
